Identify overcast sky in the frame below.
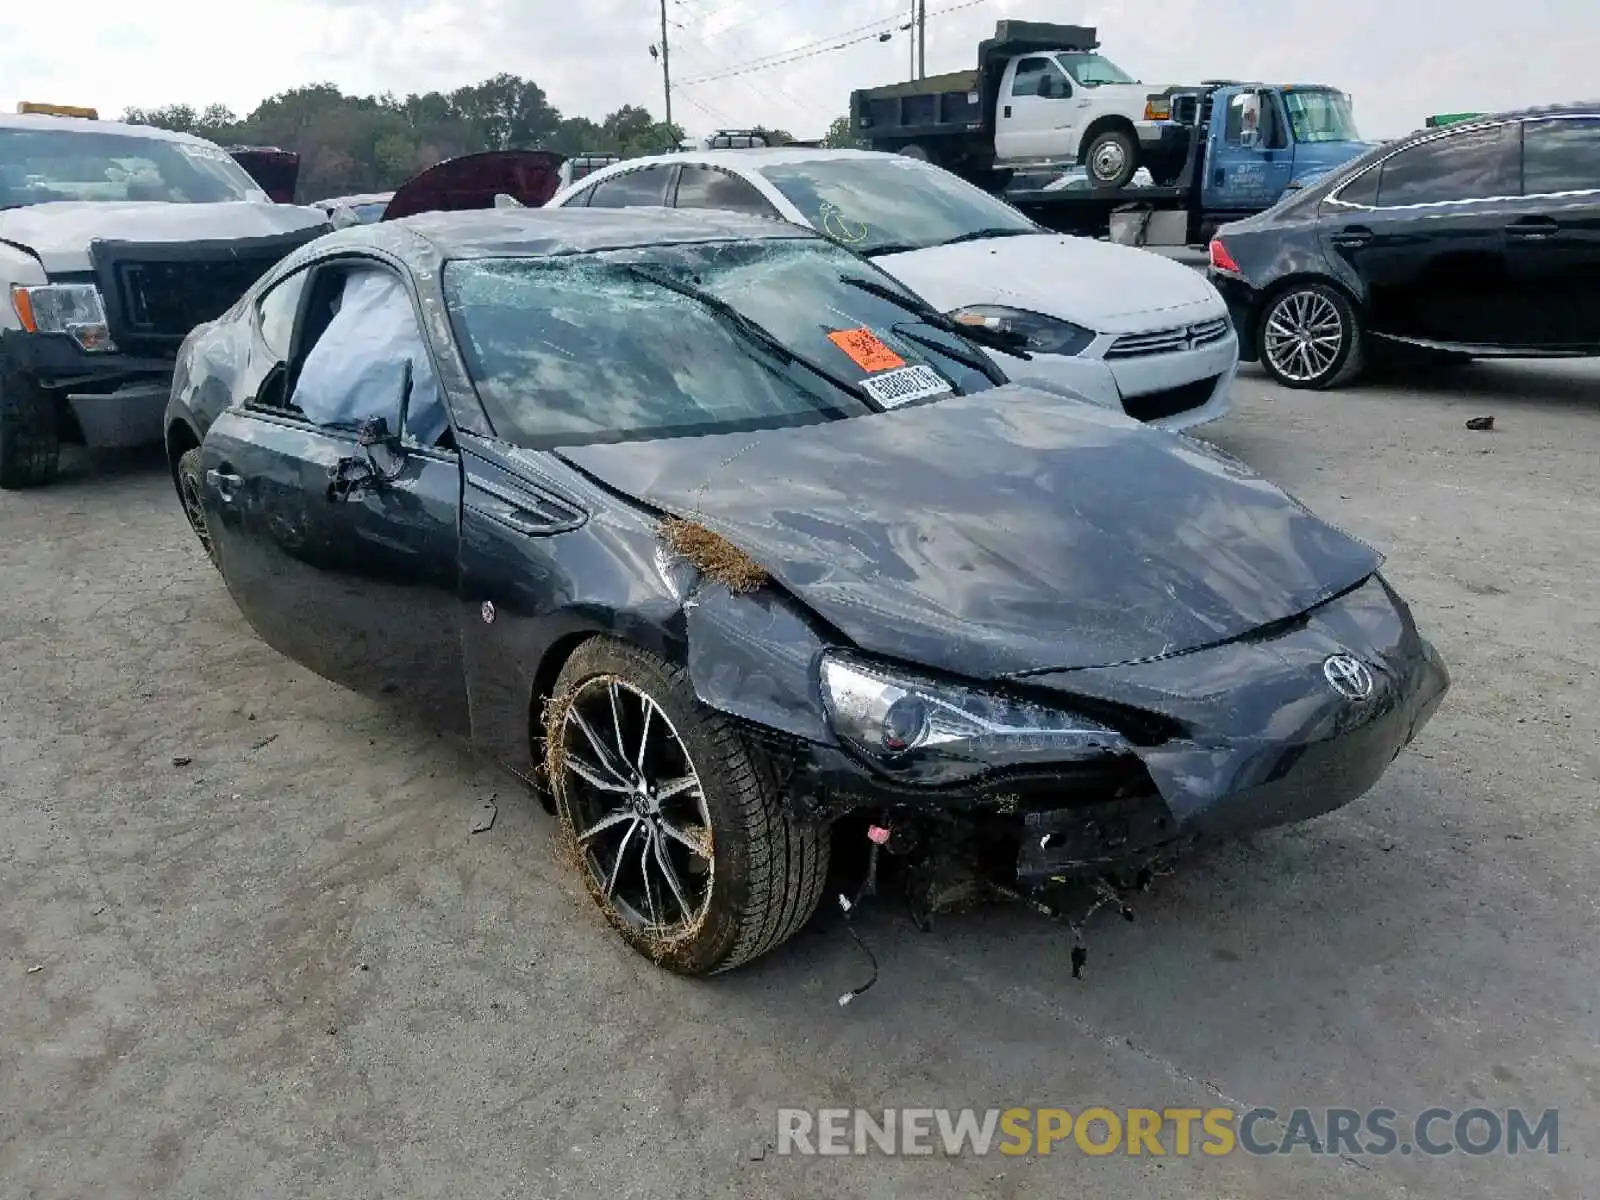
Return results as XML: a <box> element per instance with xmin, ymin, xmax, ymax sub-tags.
<box><xmin>3</xmin><ymin>0</ymin><xmax>1595</xmax><ymax>141</ymax></box>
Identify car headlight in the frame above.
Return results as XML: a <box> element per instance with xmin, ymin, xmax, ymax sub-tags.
<box><xmin>948</xmin><ymin>305</ymin><xmax>1096</xmax><ymax>356</ymax></box>
<box><xmin>819</xmin><ymin>652</ymin><xmax>1129</xmax><ymax>785</ymax></box>
<box><xmin>9</xmin><ymin>283</ymin><xmax>115</xmax><ymax>352</ymax></box>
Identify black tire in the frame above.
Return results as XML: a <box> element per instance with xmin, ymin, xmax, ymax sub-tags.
<box><xmin>1255</xmin><ymin>281</ymin><xmax>1365</xmax><ymax>390</ymax></box>
<box><xmin>545</xmin><ymin>637</ymin><xmax>828</xmax><ymax>975</ymax></box>
<box><xmin>1084</xmin><ymin>129</ymin><xmax>1139</xmax><ymax>189</ymax></box>
<box><xmin>177</xmin><ymin>447</ymin><xmax>220</xmax><ymax>569</ymax></box>
<box><xmin>0</xmin><ymin>369</ymin><xmax>61</xmax><ymax>489</ymax></box>
<box><xmin>897</xmin><ymin>142</ymin><xmax>931</xmax><ymax>162</ymax></box>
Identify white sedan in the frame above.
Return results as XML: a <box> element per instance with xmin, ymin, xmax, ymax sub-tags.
<box><xmin>545</xmin><ymin>147</ymin><xmax>1237</xmax><ymax>431</ymax></box>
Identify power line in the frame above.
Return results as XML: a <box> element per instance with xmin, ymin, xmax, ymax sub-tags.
<box><xmin>677</xmin><ymin>0</ymin><xmax>989</xmax><ymax>86</ymax></box>
<box><xmin>670</xmin><ymin>4</ymin><xmax>837</xmax><ymax>122</ymax></box>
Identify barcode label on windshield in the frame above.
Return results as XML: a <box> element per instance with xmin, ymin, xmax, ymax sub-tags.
<box><xmin>860</xmin><ymin>364</ymin><xmax>952</xmax><ymax>408</ymax></box>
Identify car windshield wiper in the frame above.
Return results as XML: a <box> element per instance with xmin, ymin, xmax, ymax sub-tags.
<box><xmin>625</xmin><ymin>264</ymin><xmax>868</xmax><ymax>403</ymax></box>
<box><xmin>934</xmin><ymin>227</ymin><xmax>1039</xmax><ymax>247</ymax></box>
<box><xmin>890</xmin><ymin>324</ymin><xmax>1003</xmax><ymax>384</ymax></box>
<box><xmin>837</xmin><ymin>273</ymin><xmax>1033</xmax><ymax>361</ymax></box>
<box><xmin>858</xmin><ymin>242</ymin><xmax>924</xmax><ymax>258</ymax></box>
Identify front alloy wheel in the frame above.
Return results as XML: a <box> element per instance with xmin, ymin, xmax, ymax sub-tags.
<box><xmin>546</xmin><ymin>638</ymin><xmax>828</xmax><ymax>975</ymax></box>
<box><xmin>1258</xmin><ymin>283</ymin><xmax>1365</xmax><ymax>390</ymax></box>
<box><xmin>177</xmin><ymin>448</ymin><xmax>219</xmax><ymax>569</ymax></box>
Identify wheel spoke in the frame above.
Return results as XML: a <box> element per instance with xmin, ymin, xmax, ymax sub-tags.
<box><xmin>652</xmin><ymin>833</ymin><xmax>694</xmax><ymax>920</ymax></box>
<box><xmin>655</xmin><ymin>773</ymin><xmax>700</xmax><ymax>802</ymax></box>
<box><xmin>608</xmin><ymin>681</ymin><xmax>631</xmax><ymax>766</ymax></box>
<box><xmin>577</xmin><ymin>809</ymin><xmax>635</xmax><ymax>843</ymax></box>
<box><xmin>638</xmin><ymin>832</ymin><xmax>661</xmax><ymax>928</ymax></box>
<box><xmin>660</xmin><ymin>819</ymin><xmax>713</xmax><ymax>861</ymax></box>
<box><xmin>566</xmin><ymin>754</ymin><xmax>632</xmax><ymax>794</ymax></box>
<box><xmin>570</xmin><ymin>708</ymin><xmax>632</xmax><ymax>784</ymax></box>
<box><xmin>605</xmin><ymin>818</ymin><xmax>641</xmax><ymax>897</ymax></box>
<box><xmin>636</xmin><ymin>697</ymin><xmax>654</xmax><ymax>774</ymax></box>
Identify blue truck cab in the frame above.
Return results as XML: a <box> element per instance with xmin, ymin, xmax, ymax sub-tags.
<box><xmin>1007</xmin><ymin>80</ymin><xmax>1376</xmax><ymax>243</ymax></box>
<box><xmin>1188</xmin><ymin>83</ymin><xmax>1378</xmax><ymax>211</ymax></box>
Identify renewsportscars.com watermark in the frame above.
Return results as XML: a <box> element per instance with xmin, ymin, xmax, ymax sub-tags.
<box><xmin>776</xmin><ymin>1107</ymin><xmax>1560</xmax><ymax>1158</ymax></box>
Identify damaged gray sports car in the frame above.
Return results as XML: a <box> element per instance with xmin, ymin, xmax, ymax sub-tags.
<box><xmin>164</xmin><ymin>205</ymin><xmax>1449</xmax><ymax>977</ymax></box>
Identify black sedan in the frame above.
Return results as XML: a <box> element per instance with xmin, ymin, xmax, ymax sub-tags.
<box><xmin>1208</xmin><ymin>102</ymin><xmax>1600</xmax><ymax>389</ymax></box>
<box><xmin>164</xmin><ymin>207</ymin><xmax>1449</xmax><ymax>976</ymax></box>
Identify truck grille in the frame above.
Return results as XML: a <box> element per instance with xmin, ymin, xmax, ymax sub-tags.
<box><xmin>1122</xmin><ymin>375</ymin><xmax>1220</xmax><ymax>422</ymax></box>
<box><xmin>115</xmin><ymin>257</ymin><xmax>272</xmax><ymax>340</ymax></box>
<box><xmin>1105</xmin><ymin>316</ymin><xmax>1230</xmax><ymax>360</ymax></box>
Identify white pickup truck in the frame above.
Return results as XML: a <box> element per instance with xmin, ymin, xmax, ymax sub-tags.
<box><xmin>850</xmin><ymin>21</ymin><xmax>1189</xmax><ymax>190</ymax></box>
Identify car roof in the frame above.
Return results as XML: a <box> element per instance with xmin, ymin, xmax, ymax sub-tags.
<box><xmin>335</xmin><ymin>205</ymin><xmax>821</xmax><ymax>260</ymax></box>
<box><xmin>323</xmin><ymin>192</ymin><xmax>394</xmax><ymax>207</ymax></box>
<box><xmin>595</xmin><ymin>146</ymin><xmax>910</xmax><ymax>175</ymax></box>
<box><xmin>0</xmin><ymin>112</ymin><xmax>217</xmax><ymax>146</ymax></box>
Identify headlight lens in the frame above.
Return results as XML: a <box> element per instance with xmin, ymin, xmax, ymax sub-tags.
<box><xmin>948</xmin><ymin>305</ymin><xmax>1097</xmax><ymax>356</ymax></box>
<box><xmin>9</xmin><ymin>283</ymin><xmax>115</xmax><ymax>352</ymax></box>
<box><xmin>819</xmin><ymin>652</ymin><xmax>1129</xmax><ymax>784</ymax></box>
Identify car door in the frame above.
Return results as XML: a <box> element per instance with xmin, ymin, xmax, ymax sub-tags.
<box><xmin>1320</xmin><ymin>121</ymin><xmax>1520</xmax><ymax>345</ymax></box>
<box><xmin>199</xmin><ymin>254</ymin><xmax>471</xmax><ymax>733</ymax></box>
<box><xmin>1205</xmin><ymin>90</ymin><xmax>1292</xmax><ymax>211</ymax></box>
<box><xmin>994</xmin><ymin>56</ymin><xmax>1077</xmax><ymax>162</ymax></box>
<box><xmin>1500</xmin><ymin>113</ymin><xmax>1600</xmax><ymax>347</ymax></box>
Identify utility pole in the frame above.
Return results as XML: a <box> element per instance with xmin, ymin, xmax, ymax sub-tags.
<box><xmin>659</xmin><ymin>0</ymin><xmax>673</xmax><ymax>133</ymax></box>
<box><xmin>916</xmin><ymin>0</ymin><xmax>926</xmax><ymax>78</ymax></box>
<box><xmin>908</xmin><ymin>0</ymin><xmax>915</xmax><ymax>78</ymax></box>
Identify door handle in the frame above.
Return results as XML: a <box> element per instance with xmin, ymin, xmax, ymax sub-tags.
<box><xmin>1506</xmin><ymin>217</ymin><xmax>1559</xmax><ymax>240</ymax></box>
<box><xmin>1330</xmin><ymin>227</ymin><xmax>1373</xmax><ymax>249</ymax></box>
<box><xmin>206</xmin><ymin>468</ymin><xmax>243</xmax><ymax>502</ymax></box>
<box><xmin>1003</xmin><ymin>104</ymin><xmax>1012</xmax><ymax>119</ymax></box>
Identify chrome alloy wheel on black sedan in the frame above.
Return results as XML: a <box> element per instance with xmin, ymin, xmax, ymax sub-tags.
<box><xmin>545</xmin><ymin>637</ymin><xmax>828</xmax><ymax>975</ymax></box>
<box><xmin>1257</xmin><ymin>282</ymin><xmax>1365</xmax><ymax>390</ymax></box>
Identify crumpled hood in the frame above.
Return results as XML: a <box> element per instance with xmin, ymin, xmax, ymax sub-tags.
<box><xmin>557</xmin><ymin>385</ymin><xmax>1382</xmax><ymax>679</ymax></box>
<box><xmin>874</xmin><ymin>233</ymin><xmax>1222</xmax><ymax>330</ymax></box>
<box><xmin>0</xmin><ymin>201</ymin><xmax>330</xmax><ymax>273</ymax></box>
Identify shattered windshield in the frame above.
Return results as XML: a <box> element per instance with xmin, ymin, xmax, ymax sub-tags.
<box><xmin>1284</xmin><ymin>90</ymin><xmax>1361</xmax><ymax>144</ymax></box>
<box><xmin>1055</xmin><ymin>52</ymin><xmax>1136</xmax><ymax>86</ymax></box>
<box><xmin>0</xmin><ymin>128</ymin><xmax>267</xmax><ymax>207</ymax></box>
<box><xmin>755</xmin><ymin>158</ymin><xmax>1038</xmax><ymax>256</ymax></box>
<box><xmin>443</xmin><ymin>237</ymin><xmax>995</xmax><ymax>448</ymax></box>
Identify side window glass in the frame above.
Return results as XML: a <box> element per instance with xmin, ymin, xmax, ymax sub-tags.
<box><xmin>1261</xmin><ymin>96</ymin><xmax>1290</xmax><ymax>150</ymax></box>
<box><xmin>1375</xmin><ymin>125</ymin><xmax>1517</xmax><ymax>207</ymax></box>
<box><xmin>288</xmin><ymin>266</ymin><xmax>451</xmax><ymax>447</ymax></box>
<box><xmin>674</xmin><ymin>166</ymin><xmax>775</xmax><ymax>215</ymax></box>
<box><xmin>1223</xmin><ymin>95</ymin><xmax>1247</xmax><ymax>143</ymax></box>
<box><xmin>1012</xmin><ymin>58</ymin><xmax>1050</xmax><ymax>97</ymax></box>
<box><xmin>255</xmin><ymin>268</ymin><xmax>309</xmax><ymax>360</ymax></box>
<box><xmin>587</xmin><ymin>167</ymin><xmax>672</xmax><ymax>208</ymax></box>
<box><xmin>1334</xmin><ymin>165</ymin><xmax>1380</xmax><ymax>207</ymax></box>
<box><xmin>1521</xmin><ymin>117</ymin><xmax>1600</xmax><ymax>195</ymax></box>
<box><xmin>565</xmin><ymin>182</ymin><xmax>596</xmax><ymax>207</ymax></box>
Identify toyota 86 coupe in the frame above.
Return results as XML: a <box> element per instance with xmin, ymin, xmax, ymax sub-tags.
<box><xmin>163</xmin><ymin>206</ymin><xmax>1449</xmax><ymax>976</ymax></box>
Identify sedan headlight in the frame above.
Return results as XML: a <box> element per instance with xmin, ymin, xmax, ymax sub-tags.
<box><xmin>9</xmin><ymin>283</ymin><xmax>115</xmax><ymax>352</ymax></box>
<box><xmin>819</xmin><ymin>652</ymin><xmax>1129</xmax><ymax>785</ymax></box>
<box><xmin>948</xmin><ymin>305</ymin><xmax>1096</xmax><ymax>357</ymax></box>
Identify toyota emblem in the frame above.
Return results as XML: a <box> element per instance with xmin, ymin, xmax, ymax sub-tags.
<box><xmin>1322</xmin><ymin>653</ymin><xmax>1374</xmax><ymax>700</ymax></box>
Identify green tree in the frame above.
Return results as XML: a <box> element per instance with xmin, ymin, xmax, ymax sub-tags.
<box><xmin>448</xmin><ymin>73</ymin><xmax>560</xmax><ymax>150</ymax></box>
<box><xmin>823</xmin><ymin>116</ymin><xmax>863</xmax><ymax>149</ymax></box>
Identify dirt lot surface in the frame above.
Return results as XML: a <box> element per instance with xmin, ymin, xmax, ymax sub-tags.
<box><xmin>3</xmin><ymin>360</ymin><xmax>1597</xmax><ymax>1199</ymax></box>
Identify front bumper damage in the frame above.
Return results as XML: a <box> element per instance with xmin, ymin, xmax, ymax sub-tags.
<box><xmin>715</xmin><ymin>572</ymin><xmax>1449</xmax><ymax>927</ymax></box>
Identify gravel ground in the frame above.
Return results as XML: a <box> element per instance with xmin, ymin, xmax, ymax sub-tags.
<box><xmin>3</xmin><ymin>360</ymin><xmax>1597</xmax><ymax>1199</ymax></box>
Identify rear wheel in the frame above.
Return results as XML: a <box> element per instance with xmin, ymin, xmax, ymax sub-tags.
<box><xmin>1084</xmin><ymin>129</ymin><xmax>1139</xmax><ymax>189</ymax></box>
<box><xmin>1257</xmin><ymin>282</ymin><xmax>1365</xmax><ymax>390</ymax></box>
<box><xmin>0</xmin><ymin>370</ymin><xmax>61</xmax><ymax>489</ymax></box>
<box><xmin>545</xmin><ymin>637</ymin><xmax>828</xmax><ymax>975</ymax></box>
<box><xmin>177</xmin><ymin>447</ymin><xmax>219</xmax><ymax>570</ymax></box>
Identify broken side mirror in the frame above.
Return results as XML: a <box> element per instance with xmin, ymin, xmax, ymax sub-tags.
<box><xmin>327</xmin><ymin>360</ymin><xmax>414</xmax><ymax>500</ymax></box>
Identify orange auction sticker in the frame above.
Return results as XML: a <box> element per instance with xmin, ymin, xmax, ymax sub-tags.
<box><xmin>828</xmin><ymin>327</ymin><xmax>906</xmax><ymax>373</ymax></box>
